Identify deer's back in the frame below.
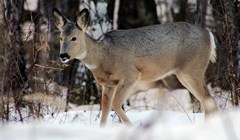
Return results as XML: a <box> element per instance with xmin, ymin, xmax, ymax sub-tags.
<box><xmin>97</xmin><ymin>22</ymin><xmax>211</xmax><ymax>80</ymax></box>
<box><xmin>99</xmin><ymin>22</ymin><xmax>209</xmax><ymax>50</ymax></box>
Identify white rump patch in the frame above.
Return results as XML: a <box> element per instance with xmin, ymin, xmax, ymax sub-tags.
<box><xmin>209</xmin><ymin>31</ymin><xmax>217</xmax><ymax>63</ymax></box>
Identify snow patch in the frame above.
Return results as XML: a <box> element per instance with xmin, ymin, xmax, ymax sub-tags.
<box><xmin>1</xmin><ymin>109</ymin><xmax>240</xmax><ymax>140</ymax></box>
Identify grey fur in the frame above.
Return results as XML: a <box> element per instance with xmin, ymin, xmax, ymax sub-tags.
<box><xmin>53</xmin><ymin>8</ymin><xmax>217</xmax><ymax>127</ymax></box>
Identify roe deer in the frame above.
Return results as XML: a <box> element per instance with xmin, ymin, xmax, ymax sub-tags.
<box><xmin>53</xmin><ymin>8</ymin><xmax>217</xmax><ymax>126</ymax></box>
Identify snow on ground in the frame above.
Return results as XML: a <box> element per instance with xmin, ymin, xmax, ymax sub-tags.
<box><xmin>2</xmin><ymin>86</ymin><xmax>239</xmax><ymax>140</ymax></box>
<box><xmin>1</xmin><ymin>85</ymin><xmax>239</xmax><ymax>140</ymax></box>
<box><xmin>1</xmin><ymin>108</ymin><xmax>240</xmax><ymax>140</ymax></box>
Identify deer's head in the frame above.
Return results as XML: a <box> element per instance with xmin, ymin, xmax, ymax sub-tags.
<box><xmin>53</xmin><ymin>8</ymin><xmax>90</xmax><ymax>63</ymax></box>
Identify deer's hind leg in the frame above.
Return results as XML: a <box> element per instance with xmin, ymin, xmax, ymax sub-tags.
<box><xmin>175</xmin><ymin>70</ymin><xmax>217</xmax><ymax>116</ymax></box>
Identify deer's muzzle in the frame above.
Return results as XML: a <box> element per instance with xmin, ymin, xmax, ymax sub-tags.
<box><xmin>59</xmin><ymin>53</ymin><xmax>70</xmax><ymax>63</ymax></box>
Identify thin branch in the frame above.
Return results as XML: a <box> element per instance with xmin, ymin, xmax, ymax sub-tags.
<box><xmin>34</xmin><ymin>64</ymin><xmax>64</xmax><ymax>70</ymax></box>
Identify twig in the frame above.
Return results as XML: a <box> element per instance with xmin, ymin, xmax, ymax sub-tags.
<box><xmin>170</xmin><ymin>93</ymin><xmax>193</xmax><ymax>124</ymax></box>
<box><xmin>34</xmin><ymin>64</ymin><xmax>63</xmax><ymax>70</ymax></box>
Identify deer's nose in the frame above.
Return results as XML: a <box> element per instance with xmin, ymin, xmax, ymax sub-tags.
<box><xmin>59</xmin><ymin>53</ymin><xmax>70</xmax><ymax>63</ymax></box>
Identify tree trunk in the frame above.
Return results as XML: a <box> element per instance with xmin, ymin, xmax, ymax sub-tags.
<box><xmin>211</xmin><ymin>0</ymin><xmax>240</xmax><ymax>105</ymax></box>
<box><xmin>3</xmin><ymin>0</ymin><xmax>27</xmax><ymax>121</ymax></box>
<box><xmin>107</xmin><ymin>0</ymin><xmax>159</xmax><ymax>29</ymax></box>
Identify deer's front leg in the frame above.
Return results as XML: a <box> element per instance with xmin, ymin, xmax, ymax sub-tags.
<box><xmin>112</xmin><ymin>78</ymin><xmax>139</xmax><ymax>125</ymax></box>
<box><xmin>100</xmin><ymin>86</ymin><xmax>117</xmax><ymax>127</ymax></box>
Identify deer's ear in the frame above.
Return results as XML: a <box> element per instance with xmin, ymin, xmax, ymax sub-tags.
<box><xmin>76</xmin><ymin>8</ymin><xmax>90</xmax><ymax>31</ymax></box>
<box><xmin>53</xmin><ymin>8</ymin><xmax>68</xmax><ymax>30</ymax></box>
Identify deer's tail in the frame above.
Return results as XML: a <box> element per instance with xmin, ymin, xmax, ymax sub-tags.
<box><xmin>209</xmin><ymin>31</ymin><xmax>217</xmax><ymax>63</ymax></box>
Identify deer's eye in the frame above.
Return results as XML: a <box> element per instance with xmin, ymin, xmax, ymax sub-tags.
<box><xmin>60</xmin><ymin>37</ymin><xmax>63</xmax><ymax>41</ymax></box>
<box><xmin>71</xmin><ymin>37</ymin><xmax>77</xmax><ymax>41</ymax></box>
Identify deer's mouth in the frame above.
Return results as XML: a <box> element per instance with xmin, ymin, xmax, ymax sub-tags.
<box><xmin>59</xmin><ymin>53</ymin><xmax>70</xmax><ymax>63</ymax></box>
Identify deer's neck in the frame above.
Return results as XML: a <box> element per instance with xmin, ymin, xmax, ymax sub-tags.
<box><xmin>81</xmin><ymin>34</ymin><xmax>101</xmax><ymax>70</ymax></box>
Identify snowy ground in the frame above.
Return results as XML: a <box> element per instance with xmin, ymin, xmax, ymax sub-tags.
<box><xmin>1</xmin><ymin>87</ymin><xmax>239</xmax><ymax>140</ymax></box>
<box><xmin>1</xmin><ymin>107</ymin><xmax>240</xmax><ymax>140</ymax></box>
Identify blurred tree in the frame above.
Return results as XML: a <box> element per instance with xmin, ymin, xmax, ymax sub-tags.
<box><xmin>211</xmin><ymin>0</ymin><xmax>240</xmax><ymax>105</ymax></box>
<box><xmin>107</xmin><ymin>0</ymin><xmax>159</xmax><ymax>29</ymax></box>
<box><xmin>3</xmin><ymin>0</ymin><xmax>27</xmax><ymax>121</ymax></box>
<box><xmin>172</xmin><ymin>0</ymin><xmax>187</xmax><ymax>22</ymax></box>
<box><xmin>1</xmin><ymin>0</ymin><xmax>100</xmax><ymax>122</ymax></box>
